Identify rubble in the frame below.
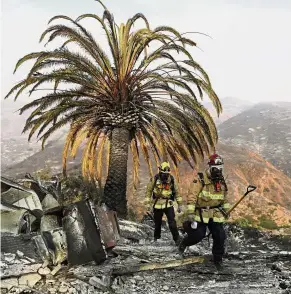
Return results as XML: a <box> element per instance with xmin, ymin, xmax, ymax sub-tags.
<box><xmin>112</xmin><ymin>256</ymin><xmax>205</xmax><ymax>276</ymax></box>
<box><xmin>96</xmin><ymin>203</ymin><xmax>120</xmax><ymax>249</ymax></box>
<box><xmin>1</xmin><ymin>252</ymin><xmax>43</xmax><ymax>292</ymax></box>
<box><xmin>3</xmin><ymin>253</ymin><xmax>16</xmax><ymax>263</ymax></box>
<box><xmin>1</xmin><ymin>262</ymin><xmax>42</xmax><ymax>278</ymax></box>
<box><xmin>15</xmin><ymin>221</ymin><xmax>284</xmax><ymax>294</ymax></box>
<box><xmin>1</xmin><ymin>175</ymin><xmax>291</xmax><ymax>293</ymax></box>
<box><xmin>50</xmin><ymin>264</ymin><xmax>62</xmax><ymax>276</ymax></box>
<box><xmin>118</xmin><ymin>219</ymin><xmax>153</xmax><ymax>241</ymax></box>
<box><xmin>0</xmin><ymin>205</ymin><xmax>34</xmax><ymax>235</ymax></box>
<box><xmin>59</xmin><ymin>285</ymin><xmax>69</xmax><ymax>293</ymax></box>
<box><xmin>38</xmin><ymin>267</ymin><xmax>51</xmax><ymax>276</ymax></box>
<box><xmin>1</xmin><ymin>278</ymin><xmax>19</xmax><ymax>291</ymax></box>
<box><xmin>33</xmin><ymin>234</ymin><xmax>51</xmax><ymax>263</ymax></box>
<box><xmin>1</xmin><ymin>176</ymin><xmax>43</xmax><ymax>218</ymax></box>
<box><xmin>16</xmin><ymin>251</ymin><xmax>24</xmax><ymax>259</ymax></box>
<box><xmin>40</xmin><ymin>214</ymin><xmax>60</xmax><ymax>232</ymax></box>
<box><xmin>89</xmin><ymin>276</ymin><xmax>109</xmax><ymax>291</ymax></box>
<box><xmin>62</xmin><ymin>200</ymin><xmax>107</xmax><ymax>266</ymax></box>
<box><xmin>1</xmin><ymin>176</ymin><xmax>120</xmax><ymax>268</ymax></box>
<box><xmin>18</xmin><ymin>273</ymin><xmax>42</xmax><ymax>287</ymax></box>
<box><xmin>41</xmin><ymin>193</ymin><xmax>61</xmax><ymax>212</ymax></box>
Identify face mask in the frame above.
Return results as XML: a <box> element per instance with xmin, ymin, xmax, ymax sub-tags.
<box><xmin>209</xmin><ymin>166</ymin><xmax>224</xmax><ymax>181</ymax></box>
<box><xmin>160</xmin><ymin>173</ymin><xmax>169</xmax><ymax>183</ymax></box>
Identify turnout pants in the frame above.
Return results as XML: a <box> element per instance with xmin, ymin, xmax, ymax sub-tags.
<box><xmin>153</xmin><ymin>206</ymin><xmax>179</xmax><ymax>242</ymax></box>
<box><xmin>183</xmin><ymin>219</ymin><xmax>226</xmax><ymax>259</ymax></box>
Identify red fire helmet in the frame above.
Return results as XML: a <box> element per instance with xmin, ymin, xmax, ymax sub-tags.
<box><xmin>208</xmin><ymin>153</ymin><xmax>224</xmax><ymax>166</ymax></box>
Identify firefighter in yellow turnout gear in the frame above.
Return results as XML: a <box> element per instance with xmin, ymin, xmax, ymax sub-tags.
<box><xmin>178</xmin><ymin>153</ymin><xmax>230</xmax><ymax>265</ymax></box>
<box><xmin>145</xmin><ymin>162</ymin><xmax>183</xmax><ymax>244</ymax></box>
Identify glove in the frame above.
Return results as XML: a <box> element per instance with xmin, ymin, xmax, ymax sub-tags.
<box><xmin>177</xmin><ymin>205</ymin><xmax>182</xmax><ymax>213</ymax></box>
<box><xmin>219</xmin><ymin>207</ymin><xmax>229</xmax><ymax>219</ymax></box>
<box><xmin>224</xmin><ymin>212</ymin><xmax>230</xmax><ymax>220</ymax></box>
<box><xmin>182</xmin><ymin>220</ymin><xmax>192</xmax><ymax>233</ymax></box>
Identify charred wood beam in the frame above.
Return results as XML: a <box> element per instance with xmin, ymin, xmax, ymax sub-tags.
<box><xmin>112</xmin><ymin>256</ymin><xmax>205</xmax><ymax>276</ymax></box>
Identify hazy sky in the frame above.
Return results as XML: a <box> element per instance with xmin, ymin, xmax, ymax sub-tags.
<box><xmin>1</xmin><ymin>0</ymin><xmax>291</xmax><ymax>114</ymax></box>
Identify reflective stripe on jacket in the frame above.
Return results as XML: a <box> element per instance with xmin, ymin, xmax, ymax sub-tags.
<box><xmin>186</xmin><ymin>171</ymin><xmax>230</xmax><ymax>223</ymax></box>
<box><xmin>144</xmin><ymin>174</ymin><xmax>182</xmax><ymax>209</ymax></box>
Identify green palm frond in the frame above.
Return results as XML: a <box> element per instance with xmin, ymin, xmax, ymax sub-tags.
<box><xmin>6</xmin><ymin>0</ymin><xmax>222</xmax><ymax>185</ymax></box>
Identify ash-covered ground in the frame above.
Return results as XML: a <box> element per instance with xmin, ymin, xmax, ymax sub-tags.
<box><xmin>1</xmin><ymin>220</ymin><xmax>291</xmax><ymax>294</ymax></box>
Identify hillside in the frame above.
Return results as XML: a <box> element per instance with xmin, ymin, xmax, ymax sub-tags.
<box><xmin>1</xmin><ymin>96</ymin><xmax>251</xmax><ymax>169</ymax></box>
<box><xmin>3</xmin><ymin>130</ymin><xmax>70</xmax><ymax>178</ymax></box>
<box><xmin>3</xmin><ymin>139</ymin><xmax>291</xmax><ymax>228</ymax></box>
<box><xmin>219</xmin><ymin>102</ymin><xmax>291</xmax><ymax>177</ymax></box>
<box><xmin>127</xmin><ymin>143</ymin><xmax>291</xmax><ymax>228</ymax></box>
<box><xmin>203</xmin><ymin>96</ymin><xmax>254</xmax><ymax>125</ymax></box>
<box><xmin>1</xmin><ymin>99</ymin><xmax>68</xmax><ymax>169</ymax></box>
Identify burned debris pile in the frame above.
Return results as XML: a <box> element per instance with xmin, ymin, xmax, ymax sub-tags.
<box><xmin>1</xmin><ymin>174</ymin><xmax>120</xmax><ymax>293</ymax></box>
<box><xmin>1</xmin><ymin>175</ymin><xmax>291</xmax><ymax>294</ymax></box>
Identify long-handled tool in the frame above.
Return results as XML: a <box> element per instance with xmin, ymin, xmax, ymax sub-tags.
<box><xmin>223</xmin><ymin>185</ymin><xmax>256</xmax><ymax>255</ymax></box>
<box><xmin>180</xmin><ymin>185</ymin><xmax>257</xmax><ymax>253</ymax></box>
<box><xmin>227</xmin><ymin>185</ymin><xmax>257</xmax><ymax>216</ymax></box>
<box><xmin>182</xmin><ymin>185</ymin><xmax>257</xmax><ymax>230</ymax></box>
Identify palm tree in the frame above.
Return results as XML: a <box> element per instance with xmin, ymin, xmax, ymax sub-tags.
<box><xmin>6</xmin><ymin>0</ymin><xmax>222</xmax><ymax>217</ymax></box>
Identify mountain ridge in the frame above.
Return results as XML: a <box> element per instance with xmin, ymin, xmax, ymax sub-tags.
<box><xmin>3</xmin><ymin>138</ymin><xmax>291</xmax><ymax>228</ymax></box>
<box><xmin>218</xmin><ymin>102</ymin><xmax>291</xmax><ymax>177</ymax></box>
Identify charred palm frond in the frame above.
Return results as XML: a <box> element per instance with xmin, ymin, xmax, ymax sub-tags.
<box><xmin>6</xmin><ymin>0</ymin><xmax>222</xmax><ymax>186</ymax></box>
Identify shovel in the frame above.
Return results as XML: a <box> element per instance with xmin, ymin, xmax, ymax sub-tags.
<box><xmin>224</xmin><ymin>185</ymin><xmax>256</xmax><ymax>255</ymax></box>
<box><xmin>227</xmin><ymin>185</ymin><xmax>257</xmax><ymax>216</ymax></box>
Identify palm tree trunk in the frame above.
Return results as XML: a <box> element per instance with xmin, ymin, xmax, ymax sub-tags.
<box><xmin>104</xmin><ymin>127</ymin><xmax>130</xmax><ymax>218</ymax></box>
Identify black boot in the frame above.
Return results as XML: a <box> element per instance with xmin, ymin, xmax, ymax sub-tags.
<box><xmin>174</xmin><ymin>234</ymin><xmax>181</xmax><ymax>246</ymax></box>
<box><xmin>213</xmin><ymin>255</ymin><xmax>223</xmax><ymax>269</ymax></box>
<box><xmin>177</xmin><ymin>239</ymin><xmax>187</xmax><ymax>254</ymax></box>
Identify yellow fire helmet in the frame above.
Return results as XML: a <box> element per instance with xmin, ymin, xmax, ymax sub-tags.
<box><xmin>159</xmin><ymin>161</ymin><xmax>171</xmax><ymax>173</ymax></box>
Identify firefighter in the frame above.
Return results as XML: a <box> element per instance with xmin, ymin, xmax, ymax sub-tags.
<box><xmin>145</xmin><ymin>162</ymin><xmax>183</xmax><ymax>244</ymax></box>
<box><xmin>178</xmin><ymin>153</ymin><xmax>230</xmax><ymax>265</ymax></box>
